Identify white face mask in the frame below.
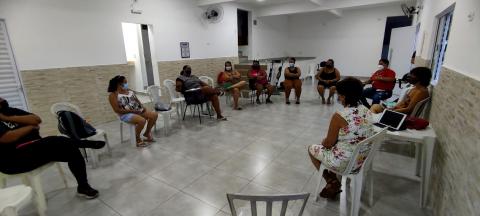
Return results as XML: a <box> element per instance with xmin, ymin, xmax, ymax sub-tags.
<box><xmin>289</xmin><ymin>63</ymin><xmax>295</xmax><ymax>68</ymax></box>
<box><xmin>377</xmin><ymin>65</ymin><xmax>384</xmax><ymax>70</ymax></box>
<box><xmin>225</xmin><ymin>66</ymin><xmax>232</xmax><ymax>71</ymax></box>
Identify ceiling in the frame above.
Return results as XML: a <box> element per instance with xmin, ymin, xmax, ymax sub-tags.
<box><xmin>197</xmin><ymin>0</ymin><xmax>411</xmax><ymax>17</ymax></box>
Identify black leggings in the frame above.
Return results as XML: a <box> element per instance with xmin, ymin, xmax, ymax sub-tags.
<box><xmin>0</xmin><ymin>136</ymin><xmax>88</xmax><ymax>187</ymax></box>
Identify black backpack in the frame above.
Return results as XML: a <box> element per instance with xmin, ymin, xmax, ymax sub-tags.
<box><xmin>57</xmin><ymin>111</ymin><xmax>97</xmax><ymax>140</ymax></box>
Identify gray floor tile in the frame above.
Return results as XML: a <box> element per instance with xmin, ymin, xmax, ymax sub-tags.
<box><xmin>151</xmin><ymin>156</ymin><xmax>213</xmax><ymax>189</ymax></box>
<box><xmin>148</xmin><ymin>192</ymin><xmax>219</xmax><ymax>216</ymax></box>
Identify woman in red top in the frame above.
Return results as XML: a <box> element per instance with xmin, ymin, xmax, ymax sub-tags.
<box><xmin>360</xmin><ymin>59</ymin><xmax>396</xmax><ymax>108</ymax></box>
<box><xmin>248</xmin><ymin>60</ymin><xmax>273</xmax><ymax>104</ymax></box>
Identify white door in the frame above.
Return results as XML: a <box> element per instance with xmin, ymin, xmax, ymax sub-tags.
<box><xmin>0</xmin><ymin>20</ymin><xmax>28</xmax><ymax>110</ymax></box>
<box><xmin>388</xmin><ymin>25</ymin><xmax>416</xmax><ymax>78</ymax></box>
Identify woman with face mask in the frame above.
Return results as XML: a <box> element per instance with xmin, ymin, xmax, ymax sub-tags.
<box><xmin>316</xmin><ymin>59</ymin><xmax>341</xmax><ymax>104</ymax></box>
<box><xmin>360</xmin><ymin>58</ymin><xmax>397</xmax><ymax>108</ymax></box>
<box><xmin>283</xmin><ymin>57</ymin><xmax>302</xmax><ymax>104</ymax></box>
<box><xmin>108</xmin><ymin>75</ymin><xmax>158</xmax><ymax>147</ymax></box>
<box><xmin>370</xmin><ymin>67</ymin><xmax>431</xmax><ymax>114</ymax></box>
<box><xmin>248</xmin><ymin>60</ymin><xmax>274</xmax><ymax>104</ymax></box>
<box><xmin>217</xmin><ymin>61</ymin><xmax>247</xmax><ymax>110</ymax></box>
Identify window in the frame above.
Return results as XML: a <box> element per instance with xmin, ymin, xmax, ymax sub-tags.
<box><xmin>430</xmin><ymin>10</ymin><xmax>453</xmax><ymax>85</ymax></box>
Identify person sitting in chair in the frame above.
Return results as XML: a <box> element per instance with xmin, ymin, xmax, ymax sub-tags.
<box><xmin>284</xmin><ymin>57</ymin><xmax>302</xmax><ymax>105</ymax></box>
<box><xmin>316</xmin><ymin>59</ymin><xmax>341</xmax><ymax>104</ymax></box>
<box><xmin>176</xmin><ymin>65</ymin><xmax>227</xmax><ymax>120</ymax></box>
<box><xmin>0</xmin><ymin>98</ymin><xmax>105</xmax><ymax>199</ymax></box>
<box><xmin>370</xmin><ymin>67</ymin><xmax>431</xmax><ymax>115</ymax></box>
<box><xmin>217</xmin><ymin>61</ymin><xmax>247</xmax><ymax>110</ymax></box>
<box><xmin>360</xmin><ymin>59</ymin><xmax>396</xmax><ymax>108</ymax></box>
<box><xmin>308</xmin><ymin>78</ymin><xmax>375</xmax><ymax>199</ymax></box>
<box><xmin>248</xmin><ymin>60</ymin><xmax>273</xmax><ymax>104</ymax></box>
<box><xmin>108</xmin><ymin>76</ymin><xmax>158</xmax><ymax>147</ymax></box>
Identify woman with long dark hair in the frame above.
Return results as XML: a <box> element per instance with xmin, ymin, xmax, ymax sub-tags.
<box><xmin>108</xmin><ymin>76</ymin><xmax>158</xmax><ymax>147</ymax></box>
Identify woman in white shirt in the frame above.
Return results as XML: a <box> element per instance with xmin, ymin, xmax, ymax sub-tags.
<box><xmin>108</xmin><ymin>76</ymin><xmax>158</xmax><ymax>147</ymax></box>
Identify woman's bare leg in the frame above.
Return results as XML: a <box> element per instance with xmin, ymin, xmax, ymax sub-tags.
<box><xmin>232</xmin><ymin>88</ymin><xmax>240</xmax><ymax>109</ymax></box>
<box><xmin>317</xmin><ymin>85</ymin><xmax>326</xmax><ymax>104</ymax></box>
<box><xmin>327</xmin><ymin>86</ymin><xmax>336</xmax><ymax>104</ymax></box>
<box><xmin>308</xmin><ymin>149</ymin><xmax>321</xmax><ymax>171</ymax></box>
<box><xmin>127</xmin><ymin>114</ymin><xmax>146</xmax><ymax>144</ymax></box>
<box><xmin>141</xmin><ymin>110</ymin><xmax>158</xmax><ymax>138</ymax></box>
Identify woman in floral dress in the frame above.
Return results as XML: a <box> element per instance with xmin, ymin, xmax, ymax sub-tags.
<box><xmin>308</xmin><ymin>77</ymin><xmax>375</xmax><ymax>199</ymax></box>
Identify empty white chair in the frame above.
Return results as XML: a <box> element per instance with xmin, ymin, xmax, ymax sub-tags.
<box><xmin>50</xmin><ymin>102</ymin><xmax>111</xmax><ymax>168</ymax></box>
<box><xmin>313</xmin><ymin>129</ymin><xmax>387</xmax><ymax>216</ymax></box>
<box><xmin>0</xmin><ymin>185</ymin><xmax>32</xmax><ymax>216</ymax></box>
<box><xmin>146</xmin><ymin>85</ymin><xmax>174</xmax><ymax>135</ymax></box>
<box><xmin>163</xmin><ymin>79</ymin><xmax>186</xmax><ymax>118</ymax></box>
<box><xmin>227</xmin><ymin>193</ymin><xmax>310</xmax><ymax>216</ymax></box>
<box><xmin>0</xmin><ymin>163</ymin><xmax>68</xmax><ymax>216</ymax></box>
<box><xmin>199</xmin><ymin>75</ymin><xmax>215</xmax><ymax>87</ymax></box>
<box><xmin>304</xmin><ymin>63</ymin><xmax>317</xmax><ymax>86</ymax></box>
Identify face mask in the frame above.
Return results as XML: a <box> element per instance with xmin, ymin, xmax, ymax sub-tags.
<box><xmin>0</xmin><ymin>100</ymin><xmax>9</xmax><ymax>112</ymax></box>
<box><xmin>377</xmin><ymin>65</ymin><xmax>384</xmax><ymax>70</ymax></box>
<box><xmin>225</xmin><ymin>66</ymin><xmax>232</xmax><ymax>71</ymax></box>
<box><xmin>326</xmin><ymin>64</ymin><xmax>333</xmax><ymax>68</ymax></box>
<box><xmin>289</xmin><ymin>63</ymin><xmax>295</xmax><ymax>68</ymax></box>
<box><xmin>122</xmin><ymin>83</ymin><xmax>128</xmax><ymax>90</ymax></box>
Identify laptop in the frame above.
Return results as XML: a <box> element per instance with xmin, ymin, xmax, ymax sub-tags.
<box><xmin>374</xmin><ymin>109</ymin><xmax>407</xmax><ymax>131</ymax></box>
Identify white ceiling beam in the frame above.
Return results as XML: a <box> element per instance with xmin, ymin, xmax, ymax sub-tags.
<box><xmin>328</xmin><ymin>9</ymin><xmax>343</xmax><ymax>18</ymax></box>
<box><xmin>256</xmin><ymin>0</ymin><xmax>404</xmax><ymax>17</ymax></box>
<box><xmin>197</xmin><ymin>0</ymin><xmax>235</xmax><ymax>7</ymax></box>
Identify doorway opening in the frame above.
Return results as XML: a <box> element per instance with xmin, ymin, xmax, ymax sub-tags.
<box><xmin>381</xmin><ymin>16</ymin><xmax>412</xmax><ymax>59</ymax></box>
<box><xmin>121</xmin><ymin>22</ymin><xmax>159</xmax><ymax>92</ymax></box>
<box><xmin>237</xmin><ymin>9</ymin><xmax>251</xmax><ymax>63</ymax></box>
<box><xmin>430</xmin><ymin>8</ymin><xmax>454</xmax><ymax>85</ymax></box>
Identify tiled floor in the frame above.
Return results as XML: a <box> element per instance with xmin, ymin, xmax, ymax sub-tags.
<box><xmin>14</xmin><ymin>83</ymin><xmax>432</xmax><ymax>216</ymax></box>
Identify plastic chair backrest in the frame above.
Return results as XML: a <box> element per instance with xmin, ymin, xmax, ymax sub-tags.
<box><xmin>410</xmin><ymin>97</ymin><xmax>430</xmax><ymax>118</ymax></box>
<box><xmin>163</xmin><ymin>79</ymin><xmax>181</xmax><ymax>100</ymax></box>
<box><xmin>146</xmin><ymin>85</ymin><xmax>161</xmax><ymax>104</ymax></box>
<box><xmin>227</xmin><ymin>193</ymin><xmax>310</xmax><ymax>216</ymax></box>
<box><xmin>199</xmin><ymin>76</ymin><xmax>215</xmax><ymax>87</ymax></box>
<box><xmin>340</xmin><ymin>129</ymin><xmax>387</xmax><ymax>175</ymax></box>
<box><xmin>51</xmin><ymin>102</ymin><xmax>82</xmax><ymax>117</ymax></box>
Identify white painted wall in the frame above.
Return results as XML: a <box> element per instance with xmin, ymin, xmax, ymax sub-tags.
<box><xmin>416</xmin><ymin>0</ymin><xmax>479</xmax><ymax>80</ymax></box>
<box><xmin>287</xmin><ymin>4</ymin><xmax>404</xmax><ymax>77</ymax></box>
<box><xmin>0</xmin><ymin>0</ymin><xmax>240</xmax><ymax>71</ymax></box>
<box><xmin>121</xmin><ymin>23</ymin><xmax>143</xmax><ymax>91</ymax></box>
<box><xmin>251</xmin><ymin>15</ymin><xmax>289</xmax><ymax>60</ymax></box>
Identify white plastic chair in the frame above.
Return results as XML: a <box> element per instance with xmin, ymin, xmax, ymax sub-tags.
<box><xmin>163</xmin><ymin>79</ymin><xmax>186</xmax><ymax>118</ymax></box>
<box><xmin>313</xmin><ymin>129</ymin><xmax>387</xmax><ymax>216</ymax></box>
<box><xmin>146</xmin><ymin>85</ymin><xmax>174</xmax><ymax>135</ymax></box>
<box><xmin>0</xmin><ymin>163</ymin><xmax>68</xmax><ymax>216</ymax></box>
<box><xmin>50</xmin><ymin>102</ymin><xmax>111</xmax><ymax>168</ymax></box>
<box><xmin>119</xmin><ymin>120</ymin><xmax>137</xmax><ymax>146</ymax></box>
<box><xmin>199</xmin><ymin>76</ymin><xmax>215</xmax><ymax>87</ymax></box>
<box><xmin>0</xmin><ymin>185</ymin><xmax>32</xmax><ymax>216</ymax></box>
<box><xmin>227</xmin><ymin>193</ymin><xmax>310</xmax><ymax>216</ymax></box>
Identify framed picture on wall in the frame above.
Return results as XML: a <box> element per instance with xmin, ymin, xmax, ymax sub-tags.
<box><xmin>180</xmin><ymin>42</ymin><xmax>190</xmax><ymax>58</ymax></box>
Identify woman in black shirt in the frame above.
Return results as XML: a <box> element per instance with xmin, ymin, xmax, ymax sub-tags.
<box><xmin>0</xmin><ymin>98</ymin><xmax>104</xmax><ymax>199</ymax></box>
<box><xmin>316</xmin><ymin>59</ymin><xmax>341</xmax><ymax>104</ymax></box>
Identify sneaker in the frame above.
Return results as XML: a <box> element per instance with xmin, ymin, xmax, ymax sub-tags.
<box><xmin>77</xmin><ymin>184</ymin><xmax>99</xmax><ymax>199</ymax></box>
<box><xmin>266</xmin><ymin>99</ymin><xmax>273</xmax><ymax>104</ymax></box>
<box><xmin>77</xmin><ymin>140</ymin><xmax>105</xmax><ymax>149</ymax></box>
<box><xmin>256</xmin><ymin>99</ymin><xmax>262</xmax><ymax>104</ymax></box>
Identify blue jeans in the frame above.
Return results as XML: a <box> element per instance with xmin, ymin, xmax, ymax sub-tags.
<box><xmin>361</xmin><ymin>88</ymin><xmax>392</xmax><ymax>108</ymax></box>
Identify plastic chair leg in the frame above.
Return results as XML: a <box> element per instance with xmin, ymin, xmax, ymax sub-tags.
<box><xmin>351</xmin><ymin>174</ymin><xmax>364</xmax><ymax>216</ymax></box>
<box><xmin>162</xmin><ymin>113</ymin><xmax>170</xmax><ymax>135</ymax></box>
<box><xmin>120</xmin><ymin>122</ymin><xmax>124</xmax><ymax>143</ymax></box>
<box><xmin>103</xmin><ymin>133</ymin><xmax>112</xmax><ymax>155</ymax></box>
<box><xmin>31</xmin><ymin>175</ymin><xmax>47</xmax><ymax>216</ymax></box>
<box><xmin>415</xmin><ymin>143</ymin><xmax>421</xmax><ymax>177</ymax></box>
<box><xmin>313</xmin><ymin>165</ymin><xmax>326</xmax><ymax>202</ymax></box>
<box><xmin>56</xmin><ymin>163</ymin><xmax>68</xmax><ymax>188</ymax></box>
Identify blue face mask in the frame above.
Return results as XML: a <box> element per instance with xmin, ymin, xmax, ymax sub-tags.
<box><xmin>122</xmin><ymin>83</ymin><xmax>128</xmax><ymax>89</ymax></box>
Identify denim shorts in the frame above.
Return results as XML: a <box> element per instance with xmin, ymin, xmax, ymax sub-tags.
<box><xmin>120</xmin><ymin>113</ymin><xmax>135</xmax><ymax>122</ymax></box>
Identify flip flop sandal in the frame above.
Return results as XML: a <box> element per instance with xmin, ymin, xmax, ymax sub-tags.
<box><xmin>319</xmin><ymin>179</ymin><xmax>342</xmax><ymax>199</ymax></box>
<box><xmin>234</xmin><ymin>107</ymin><xmax>243</xmax><ymax>110</ymax></box>
<box><xmin>136</xmin><ymin>140</ymin><xmax>150</xmax><ymax>148</ymax></box>
<box><xmin>143</xmin><ymin>135</ymin><xmax>155</xmax><ymax>142</ymax></box>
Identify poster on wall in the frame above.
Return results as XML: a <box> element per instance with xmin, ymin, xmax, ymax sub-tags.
<box><xmin>180</xmin><ymin>42</ymin><xmax>190</xmax><ymax>58</ymax></box>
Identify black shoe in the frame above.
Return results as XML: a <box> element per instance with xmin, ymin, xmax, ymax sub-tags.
<box><xmin>286</xmin><ymin>101</ymin><xmax>291</xmax><ymax>105</ymax></box>
<box><xmin>256</xmin><ymin>99</ymin><xmax>262</xmax><ymax>104</ymax></box>
<box><xmin>266</xmin><ymin>99</ymin><xmax>273</xmax><ymax>104</ymax></box>
<box><xmin>77</xmin><ymin>184</ymin><xmax>99</xmax><ymax>199</ymax></box>
<box><xmin>77</xmin><ymin>140</ymin><xmax>105</xmax><ymax>149</ymax></box>
<box><xmin>295</xmin><ymin>101</ymin><xmax>300</xmax><ymax>104</ymax></box>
